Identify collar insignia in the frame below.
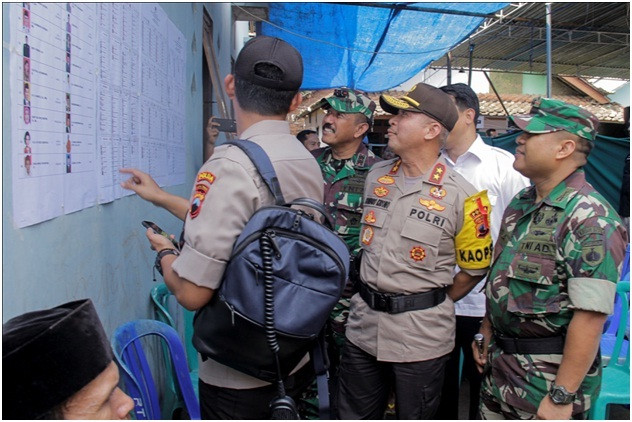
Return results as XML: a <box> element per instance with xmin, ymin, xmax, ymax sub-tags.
<box><xmin>429</xmin><ymin>163</ymin><xmax>445</xmax><ymax>184</ymax></box>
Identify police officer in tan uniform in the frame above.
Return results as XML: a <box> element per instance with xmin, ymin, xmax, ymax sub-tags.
<box><xmin>141</xmin><ymin>36</ymin><xmax>324</xmax><ymax>419</ymax></box>
<box><xmin>337</xmin><ymin>83</ymin><xmax>493</xmax><ymax>419</ymax></box>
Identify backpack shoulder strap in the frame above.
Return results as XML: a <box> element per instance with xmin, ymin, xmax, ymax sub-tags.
<box><xmin>224</xmin><ymin>139</ymin><xmax>285</xmax><ymax>205</ymax></box>
<box><xmin>311</xmin><ymin>331</ymin><xmax>331</xmax><ymax>419</ymax></box>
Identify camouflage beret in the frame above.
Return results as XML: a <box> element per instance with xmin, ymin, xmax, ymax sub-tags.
<box><xmin>511</xmin><ymin>98</ymin><xmax>599</xmax><ymax>141</ymax></box>
<box><xmin>314</xmin><ymin>88</ymin><xmax>375</xmax><ymax>120</ymax></box>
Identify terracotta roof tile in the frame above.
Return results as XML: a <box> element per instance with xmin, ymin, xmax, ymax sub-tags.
<box><xmin>290</xmin><ymin>91</ymin><xmax>625</xmax><ymax>126</ymax></box>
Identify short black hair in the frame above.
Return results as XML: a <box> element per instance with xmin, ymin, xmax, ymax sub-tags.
<box><xmin>297</xmin><ymin>129</ymin><xmax>317</xmax><ymax>143</ymax></box>
<box><xmin>234</xmin><ymin>63</ymin><xmax>298</xmax><ymax>116</ymax></box>
<box><xmin>439</xmin><ymin>83</ymin><xmax>480</xmax><ymax>123</ymax></box>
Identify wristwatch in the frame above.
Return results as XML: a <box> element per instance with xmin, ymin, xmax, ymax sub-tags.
<box><xmin>155</xmin><ymin>248</ymin><xmax>180</xmax><ymax>276</ymax></box>
<box><xmin>549</xmin><ymin>383</ymin><xmax>576</xmax><ymax>405</ymax></box>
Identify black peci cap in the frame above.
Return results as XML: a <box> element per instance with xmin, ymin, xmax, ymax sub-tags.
<box><xmin>234</xmin><ymin>36</ymin><xmax>303</xmax><ymax>91</ymax></box>
<box><xmin>3</xmin><ymin>299</ymin><xmax>114</xmax><ymax>419</ymax></box>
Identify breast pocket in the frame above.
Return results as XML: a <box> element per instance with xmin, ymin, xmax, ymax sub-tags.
<box><xmin>506</xmin><ymin>256</ymin><xmax>560</xmax><ymax>316</ymax></box>
<box><xmin>335</xmin><ymin>192</ymin><xmax>364</xmax><ymax>230</ymax></box>
<box><xmin>396</xmin><ymin>219</ymin><xmax>443</xmax><ymax>271</ymax></box>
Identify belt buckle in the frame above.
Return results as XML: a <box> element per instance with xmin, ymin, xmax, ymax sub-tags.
<box><xmin>377</xmin><ymin>294</ymin><xmax>390</xmax><ymax>312</ymax></box>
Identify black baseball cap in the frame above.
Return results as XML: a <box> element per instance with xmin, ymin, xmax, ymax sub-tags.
<box><xmin>234</xmin><ymin>36</ymin><xmax>303</xmax><ymax>91</ymax></box>
<box><xmin>380</xmin><ymin>83</ymin><xmax>459</xmax><ymax>131</ymax></box>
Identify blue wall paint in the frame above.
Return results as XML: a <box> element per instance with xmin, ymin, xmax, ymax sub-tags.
<box><xmin>2</xmin><ymin>3</ymin><xmax>231</xmax><ymax>339</ymax></box>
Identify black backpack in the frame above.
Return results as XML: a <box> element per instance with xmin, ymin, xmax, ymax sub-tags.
<box><xmin>192</xmin><ymin>140</ymin><xmax>349</xmax><ymax>418</ymax></box>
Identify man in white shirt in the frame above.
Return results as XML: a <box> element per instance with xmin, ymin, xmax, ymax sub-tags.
<box><xmin>435</xmin><ymin>83</ymin><xmax>529</xmax><ymax>419</ymax></box>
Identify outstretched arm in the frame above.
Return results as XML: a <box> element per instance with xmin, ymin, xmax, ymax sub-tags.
<box><xmin>120</xmin><ymin>168</ymin><xmax>189</xmax><ymax>221</ymax></box>
<box><xmin>147</xmin><ymin>229</ymin><xmax>213</xmax><ymax>310</ymax></box>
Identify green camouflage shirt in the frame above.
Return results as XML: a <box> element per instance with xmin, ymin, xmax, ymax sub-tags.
<box><xmin>313</xmin><ymin>143</ymin><xmax>381</xmax><ymax>255</ymax></box>
<box><xmin>482</xmin><ymin>169</ymin><xmax>628</xmax><ymax>415</ymax></box>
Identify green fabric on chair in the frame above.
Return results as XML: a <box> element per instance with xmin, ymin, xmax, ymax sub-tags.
<box><xmin>589</xmin><ymin>280</ymin><xmax>630</xmax><ymax>419</ymax></box>
<box><xmin>150</xmin><ymin>284</ymin><xmax>199</xmax><ymax>403</ymax></box>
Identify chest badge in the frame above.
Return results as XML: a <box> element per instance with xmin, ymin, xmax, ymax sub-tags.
<box><xmin>377</xmin><ymin>175</ymin><xmax>395</xmax><ymax>185</ymax></box>
<box><xmin>361</xmin><ymin>226</ymin><xmax>374</xmax><ymax>245</ymax></box>
<box><xmin>374</xmin><ymin>186</ymin><xmax>389</xmax><ymax>197</ymax></box>
<box><xmin>410</xmin><ymin>246</ymin><xmax>426</xmax><ymax>262</ymax></box>
<box><xmin>364</xmin><ymin>210</ymin><xmax>377</xmax><ymax>224</ymax></box>
<box><xmin>429</xmin><ymin>163</ymin><xmax>446</xmax><ymax>184</ymax></box>
<box><xmin>419</xmin><ymin>198</ymin><xmax>445</xmax><ymax>211</ymax></box>
<box><xmin>429</xmin><ymin>186</ymin><xmax>446</xmax><ymax>200</ymax></box>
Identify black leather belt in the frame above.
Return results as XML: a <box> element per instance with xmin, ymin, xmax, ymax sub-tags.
<box><xmin>357</xmin><ymin>281</ymin><xmax>446</xmax><ymax>314</ymax></box>
<box><xmin>495</xmin><ymin>334</ymin><xmax>565</xmax><ymax>354</ymax></box>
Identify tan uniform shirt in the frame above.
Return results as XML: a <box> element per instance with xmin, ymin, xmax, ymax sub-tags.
<box><xmin>346</xmin><ymin>157</ymin><xmax>492</xmax><ymax>362</ymax></box>
<box><xmin>172</xmin><ymin>120</ymin><xmax>324</xmax><ymax>389</ymax></box>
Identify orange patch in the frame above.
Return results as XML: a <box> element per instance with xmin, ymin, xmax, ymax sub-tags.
<box><xmin>195</xmin><ymin>183</ymin><xmax>210</xmax><ymax>194</ymax></box>
<box><xmin>374</xmin><ymin>186</ymin><xmax>389</xmax><ymax>197</ymax></box>
<box><xmin>419</xmin><ymin>198</ymin><xmax>446</xmax><ymax>211</ymax></box>
<box><xmin>196</xmin><ymin>171</ymin><xmax>216</xmax><ymax>184</ymax></box>
<box><xmin>410</xmin><ymin>246</ymin><xmax>426</xmax><ymax>262</ymax></box>
<box><xmin>361</xmin><ymin>226</ymin><xmax>374</xmax><ymax>245</ymax></box>
<box><xmin>429</xmin><ymin>186</ymin><xmax>446</xmax><ymax>200</ymax></box>
<box><xmin>364</xmin><ymin>210</ymin><xmax>377</xmax><ymax>224</ymax></box>
<box><xmin>428</xmin><ymin>163</ymin><xmax>445</xmax><ymax>184</ymax></box>
<box><xmin>377</xmin><ymin>175</ymin><xmax>395</xmax><ymax>185</ymax></box>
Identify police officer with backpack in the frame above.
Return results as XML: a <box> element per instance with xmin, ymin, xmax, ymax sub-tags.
<box><xmin>337</xmin><ymin>83</ymin><xmax>493</xmax><ymax>419</ymax></box>
<box><xmin>144</xmin><ymin>36</ymin><xmax>324</xmax><ymax>419</ymax></box>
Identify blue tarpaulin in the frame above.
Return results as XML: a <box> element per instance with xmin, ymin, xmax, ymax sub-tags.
<box><xmin>261</xmin><ymin>3</ymin><xmax>508</xmax><ymax>91</ymax></box>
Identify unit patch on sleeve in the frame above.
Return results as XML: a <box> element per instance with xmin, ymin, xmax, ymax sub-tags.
<box><xmin>190</xmin><ymin>192</ymin><xmax>206</xmax><ymax>219</ymax></box>
<box><xmin>577</xmin><ymin>226</ymin><xmax>606</xmax><ymax>267</ymax></box>
<box><xmin>196</xmin><ymin>171</ymin><xmax>216</xmax><ymax>185</ymax></box>
<box><xmin>454</xmin><ymin>191</ymin><xmax>493</xmax><ymax>270</ymax></box>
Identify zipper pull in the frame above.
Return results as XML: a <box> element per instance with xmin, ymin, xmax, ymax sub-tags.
<box><xmin>266</xmin><ymin>230</ymin><xmax>282</xmax><ymax>259</ymax></box>
<box><xmin>226</xmin><ymin>302</ymin><xmax>235</xmax><ymax>326</ymax></box>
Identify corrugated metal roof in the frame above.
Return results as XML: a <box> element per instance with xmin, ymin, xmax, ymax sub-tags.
<box><xmin>430</xmin><ymin>3</ymin><xmax>630</xmax><ymax>80</ymax></box>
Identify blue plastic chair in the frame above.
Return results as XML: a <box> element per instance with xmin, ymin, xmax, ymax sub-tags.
<box><xmin>601</xmin><ymin>245</ymin><xmax>630</xmax><ymax>364</ymax></box>
<box><xmin>590</xmin><ymin>280</ymin><xmax>630</xmax><ymax>419</ymax></box>
<box><xmin>112</xmin><ymin>319</ymin><xmax>200</xmax><ymax>420</ymax></box>
<box><xmin>150</xmin><ymin>284</ymin><xmax>199</xmax><ymax>395</ymax></box>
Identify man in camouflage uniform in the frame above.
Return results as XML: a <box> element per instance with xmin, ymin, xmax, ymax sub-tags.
<box><xmin>300</xmin><ymin>88</ymin><xmax>381</xmax><ymax>418</ymax></box>
<box><xmin>474</xmin><ymin>98</ymin><xmax>628</xmax><ymax>419</ymax></box>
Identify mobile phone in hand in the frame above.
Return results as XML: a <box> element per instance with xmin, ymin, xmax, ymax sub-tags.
<box><xmin>215</xmin><ymin>118</ymin><xmax>236</xmax><ymax>133</ymax></box>
<box><xmin>142</xmin><ymin>220</ymin><xmax>180</xmax><ymax>249</ymax></box>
